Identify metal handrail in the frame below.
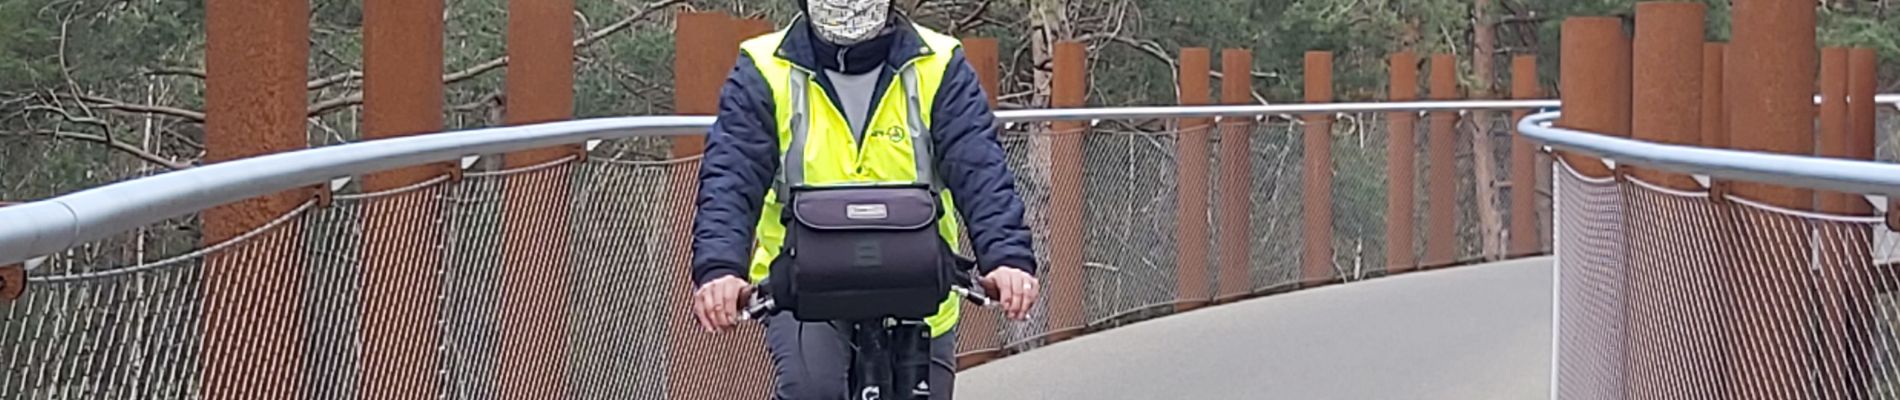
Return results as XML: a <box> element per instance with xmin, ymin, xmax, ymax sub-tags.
<box><xmin>0</xmin><ymin>99</ymin><xmax>1610</xmax><ymax>266</ymax></box>
<box><xmin>1517</xmin><ymin>111</ymin><xmax>1900</xmax><ymax>199</ymax></box>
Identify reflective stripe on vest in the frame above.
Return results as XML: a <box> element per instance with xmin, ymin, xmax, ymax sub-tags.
<box><xmin>739</xmin><ymin>25</ymin><xmax>968</xmax><ymax>338</ymax></box>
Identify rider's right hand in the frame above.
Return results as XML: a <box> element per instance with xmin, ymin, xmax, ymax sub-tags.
<box><xmin>693</xmin><ymin>275</ymin><xmax>753</xmax><ymax>333</ymax></box>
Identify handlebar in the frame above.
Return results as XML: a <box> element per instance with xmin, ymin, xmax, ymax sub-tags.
<box><xmin>739</xmin><ymin>278</ymin><xmax>998</xmax><ymax>321</ymax></box>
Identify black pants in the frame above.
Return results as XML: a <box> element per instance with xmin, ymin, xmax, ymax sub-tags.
<box><xmin>763</xmin><ymin>312</ymin><xmax>958</xmax><ymax>400</ymax></box>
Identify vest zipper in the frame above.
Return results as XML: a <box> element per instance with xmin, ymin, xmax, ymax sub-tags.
<box><xmin>788</xmin><ymin>56</ymin><xmax>926</xmax><ymax>179</ymax></box>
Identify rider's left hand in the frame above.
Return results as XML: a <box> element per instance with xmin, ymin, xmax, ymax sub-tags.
<box><xmin>980</xmin><ymin>266</ymin><xmax>1038</xmax><ymax>321</ymax></box>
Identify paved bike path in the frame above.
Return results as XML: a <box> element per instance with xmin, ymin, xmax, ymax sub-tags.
<box><xmin>957</xmin><ymin>257</ymin><xmax>1554</xmax><ymax>399</ymax></box>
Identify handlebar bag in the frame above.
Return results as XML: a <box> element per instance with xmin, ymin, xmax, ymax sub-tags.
<box><xmin>771</xmin><ymin>184</ymin><xmax>952</xmax><ymax>322</ymax></box>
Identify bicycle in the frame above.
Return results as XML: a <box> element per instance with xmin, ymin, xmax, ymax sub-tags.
<box><xmin>738</xmin><ymin>264</ymin><xmax>998</xmax><ymax>400</ymax></box>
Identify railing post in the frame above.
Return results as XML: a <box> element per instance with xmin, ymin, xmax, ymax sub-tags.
<box><xmin>663</xmin><ymin>11</ymin><xmax>775</xmax><ymax>400</ymax></box>
<box><xmin>670</xmin><ymin>12</ymin><xmax>733</xmax><ymax>156</ymax></box>
<box><xmin>1702</xmin><ymin>43</ymin><xmax>1728</xmax><ymax>200</ymax></box>
<box><xmin>1424</xmin><ymin>53</ymin><xmax>1458</xmax><ymax>269</ymax></box>
<box><xmin>1046</xmin><ymin>40</ymin><xmax>1089</xmax><ymax>342</ymax></box>
<box><xmin>1626</xmin><ymin>4</ymin><xmax>1708</xmax><ymax>399</ymax></box>
<box><xmin>1855</xmin><ymin>49</ymin><xmax>1898</xmax><ymax>233</ymax></box>
<box><xmin>1215</xmin><ymin>49</ymin><xmax>1255</xmax><ymax>301</ymax></box>
<box><xmin>1556</xmin><ymin>18</ymin><xmax>1630</xmax><ymax>179</ymax></box>
<box><xmin>1728</xmin><ymin>1</ymin><xmax>1817</xmax><ymax>397</ymax></box>
<box><xmin>0</xmin><ymin>264</ymin><xmax>21</xmax><ymax>302</ymax></box>
<box><xmin>1508</xmin><ymin>55</ymin><xmax>1540</xmax><ymax>257</ymax></box>
<box><xmin>1815</xmin><ymin>46</ymin><xmax>1877</xmax><ymax>399</ymax></box>
<box><xmin>1630</xmin><ymin>2</ymin><xmax>1705</xmax><ymax>190</ymax></box>
<box><xmin>1175</xmin><ymin>47</ymin><xmax>1214</xmax><ymax>310</ymax></box>
<box><xmin>496</xmin><ymin>0</ymin><xmax>577</xmax><ymax>397</ymax></box>
<box><xmin>1386</xmin><ymin>52</ymin><xmax>1419</xmax><ymax>275</ymax></box>
<box><xmin>358</xmin><ymin>0</ymin><xmax>448</xmax><ymax>397</ymax></box>
<box><xmin>1301</xmin><ymin>51</ymin><xmax>1334</xmax><ymax>287</ymax></box>
<box><xmin>955</xmin><ymin>36</ymin><xmax>1007</xmax><ymax>368</ymax></box>
<box><xmin>200</xmin><ymin>0</ymin><xmax>310</xmax><ymax>398</ymax></box>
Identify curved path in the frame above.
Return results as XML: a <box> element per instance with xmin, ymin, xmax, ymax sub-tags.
<box><xmin>958</xmin><ymin>257</ymin><xmax>1554</xmax><ymax>400</ymax></box>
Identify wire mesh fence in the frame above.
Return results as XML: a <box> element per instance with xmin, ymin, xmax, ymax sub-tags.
<box><xmin>1553</xmin><ymin>156</ymin><xmax>1900</xmax><ymax>400</ymax></box>
<box><xmin>0</xmin><ymin>108</ymin><xmax>1552</xmax><ymax>398</ymax></box>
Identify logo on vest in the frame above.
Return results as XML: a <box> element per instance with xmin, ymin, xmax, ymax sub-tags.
<box><xmin>871</xmin><ymin>126</ymin><xmax>909</xmax><ymax>144</ymax></box>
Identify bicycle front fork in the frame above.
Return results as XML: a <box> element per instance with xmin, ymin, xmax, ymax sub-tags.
<box><xmin>852</xmin><ymin>318</ymin><xmax>933</xmax><ymax>400</ymax></box>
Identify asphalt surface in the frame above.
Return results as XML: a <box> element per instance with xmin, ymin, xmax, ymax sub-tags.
<box><xmin>957</xmin><ymin>257</ymin><xmax>1554</xmax><ymax>400</ymax></box>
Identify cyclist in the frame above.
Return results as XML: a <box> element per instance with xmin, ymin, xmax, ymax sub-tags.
<box><xmin>688</xmin><ymin>0</ymin><xmax>1040</xmax><ymax>399</ymax></box>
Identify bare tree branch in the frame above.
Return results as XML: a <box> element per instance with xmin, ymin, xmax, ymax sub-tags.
<box><xmin>10</xmin><ymin>130</ymin><xmax>192</xmax><ymax>170</ymax></box>
<box><xmin>309</xmin><ymin>71</ymin><xmax>364</xmax><ymax>91</ymax></box>
<box><xmin>64</xmin><ymin>94</ymin><xmax>207</xmax><ymax>122</ymax></box>
<box><xmin>26</xmin><ymin>104</ymin><xmax>110</xmax><ymax>130</ymax></box>
<box><xmin>145</xmin><ymin>67</ymin><xmax>208</xmax><ymax>80</ymax></box>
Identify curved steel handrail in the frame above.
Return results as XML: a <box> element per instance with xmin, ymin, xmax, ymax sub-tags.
<box><xmin>1516</xmin><ymin>111</ymin><xmax>1900</xmax><ymax>199</ymax></box>
<box><xmin>0</xmin><ymin>99</ymin><xmax>1629</xmax><ymax>266</ymax></box>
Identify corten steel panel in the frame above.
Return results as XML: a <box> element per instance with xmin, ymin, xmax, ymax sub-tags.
<box><xmin>497</xmin><ymin>0</ymin><xmax>576</xmax><ymax>398</ymax></box>
<box><xmin>967</xmin><ymin>38</ymin><xmax>1002</xmax><ymax>108</ymax></box>
<box><xmin>955</xmin><ymin>36</ymin><xmax>1007</xmax><ymax>369</ymax></box>
<box><xmin>670</xmin><ymin>12</ymin><xmax>733</xmax><ymax>157</ymax></box>
<box><xmin>1508</xmin><ymin>56</ymin><xmax>1541</xmax><ymax>257</ymax></box>
<box><xmin>1386</xmin><ymin>52</ymin><xmax>1419</xmax><ymax>274</ymax></box>
<box><xmin>1046</xmin><ymin>41</ymin><xmax>1088</xmax><ymax>343</ymax></box>
<box><xmin>1814</xmin><ymin>46</ymin><xmax>1877</xmax><ymax>399</ymax></box>
<box><xmin>201</xmin><ymin>0</ymin><xmax>310</xmax><ymax>398</ymax></box>
<box><xmin>663</xmin><ymin>12</ymin><xmax>772</xmax><ymax>400</ymax></box>
<box><xmin>1556</xmin><ymin>17</ymin><xmax>1631</xmax><ymax>179</ymax></box>
<box><xmin>1818</xmin><ymin>48</ymin><xmax>1859</xmax><ymax>214</ymax></box>
<box><xmin>1424</xmin><ymin>54</ymin><xmax>1458</xmax><ymax>269</ymax></box>
<box><xmin>1703</xmin><ymin>43</ymin><xmax>1730</xmax><ymax>200</ymax></box>
<box><xmin>1855</xmin><ymin>49</ymin><xmax>1898</xmax><ymax>232</ymax></box>
<box><xmin>1727</xmin><ymin>1</ymin><xmax>1817</xmax><ymax>398</ymax></box>
<box><xmin>1729</xmin><ymin>0</ymin><xmax>1817</xmax><ymax>212</ymax></box>
<box><xmin>1175</xmin><ymin>48</ymin><xmax>1214</xmax><ymax>312</ymax></box>
<box><xmin>358</xmin><ymin>0</ymin><xmax>448</xmax><ymax>398</ymax></box>
<box><xmin>0</xmin><ymin>264</ymin><xmax>19</xmax><ymax>301</ymax></box>
<box><xmin>1215</xmin><ymin>49</ymin><xmax>1255</xmax><ymax>301</ymax></box>
<box><xmin>1301</xmin><ymin>51</ymin><xmax>1335</xmax><ymax>288</ymax></box>
<box><xmin>1626</xmin><ymin>6</ymin><xmax>1709</xmax><ymax>397</ymax></box>
<box><xmin>1629</xmin><ymin>2</ymin><xmax>1705</xmax><ymax>191</ymax></box>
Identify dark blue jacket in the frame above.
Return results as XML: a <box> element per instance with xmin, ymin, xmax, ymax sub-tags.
<box><xmin>689</xmin><ymin>15</ymin><xmax>1038</xmax><ymax>286</ymax></box>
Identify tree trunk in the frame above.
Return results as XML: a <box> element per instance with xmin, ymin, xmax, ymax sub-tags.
<box><xmin>1469</xmin><ymin>0</ymin><xmax>1506</xmax><ymax>260</ymax></box>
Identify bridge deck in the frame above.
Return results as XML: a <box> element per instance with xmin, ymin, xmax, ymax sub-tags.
<box><xmin>958</xmin><ymin>257</ymin><xmax>1554</xmax><ymax>400</ymax></box>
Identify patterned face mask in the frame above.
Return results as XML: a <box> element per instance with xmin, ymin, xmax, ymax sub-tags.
<box><xmin>807</xmin><ymin>0</ymin><xmax>890</xmax><ymax>46</ymax></box>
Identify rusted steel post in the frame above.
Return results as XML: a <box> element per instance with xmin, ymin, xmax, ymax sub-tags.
<box><xmin>1175</xmin><ymin>47</ymin><xmax>1214</xmax><ymax>311</ymax></box>
<box><xmin>1703</xmin><ymin>43</ymin><xmax>1729</xmax><ymax>200</ymax></box>
<box><xmin>1556</xmin><ymin>17</ymin><xmax>1631</xmax><ymax>178</ymax></box>
<box><xmin>1386</xmin><ymin>52</ymin><xmax>1419</xmax><ymax>274</ymax></box>
<box><xmin>200</xmin><ymin>0</ymin><xmax>309</xmax><ymax>398</ymax></box>
<box><xmin>0</xmin><ymin>264</ymin><xmax>22</xmax><ymax>301</ymax></box>
<box><xmin>1508</xmin><ymin>56</ymin><xmax>1540</xmax><ymax>257</ymax></box>
<box><xmin>1856</xmin><ymin>49</ymin><xmax>1899</xmax><ymax>233</ymax></box>
<box><xmin>954</xmin><ymin>36</ymin><xmax>1006</xmax><ymax>369</ymax></box>
<box><xmin>496</xmin><ymin>0</ymin><xmax>577</xmax><ymax>397</ymax></box>
<box><xmin>670</xmin><ymin>12</ymin><xmax>733</xmax><ymax>156</ymax></box>
<box><xmin>1424</xmin><ymin>54</ymin><xmax>1458</xmax><ymax>269</ymax></box>
<box><xmin>1045</xmin><ymin>41</ymin><xmax>1088</xmax><ymax>342</ymax></box>
<box><xmin>662</xmin><ymin>12</ymin><xmax>774</xmax><ymax>400</ymax></box>
<box><xmin>1629</xmin><ymin>2</ymin><xmax>1704</xmax><ymax>190</ymax></box>
<box><xmin>1728</xmin><ymin>1</ymin><xmax>1817</xmax><ymax>398</ymax></box>
<box><xmin>1814</xmin><ymin>46</ymin><xmax>1877</xmax><ymax>399</ymax></box>
<box><xmin>1215</xmin><ymin>49</ymin><xmax>1255</xmax><ymax>300</ymax></box>
<box><xmin>1626</xmin><ymin>4</ymin><xmax>1709</xmax><ymax>399</ymax></box>
<box><xmin>1301</xmin><ymin>51</ymin><xmax>1335</xmax><ymax>287</ymax></box>
<box><xmin>358</xmin><ymin>0</ymin><xmax>447</xmax><ymax>397</ymax></box>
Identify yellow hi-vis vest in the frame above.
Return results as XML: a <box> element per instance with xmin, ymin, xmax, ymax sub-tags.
<box><xmin>739</xmin><ymin>25</ymin><xmax>968</xmax><ymax>338</ymax></box>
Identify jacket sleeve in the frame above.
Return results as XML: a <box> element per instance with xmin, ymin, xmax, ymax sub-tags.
<box><xmin>930</xmin><ymin>47</ymin><xmax>1039</xmax><ymax>276</ymax></box>
<box><xmin>690</xmin><ymin>53</ymin><xmax>779</xmax><ymax>287</ymax></box>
